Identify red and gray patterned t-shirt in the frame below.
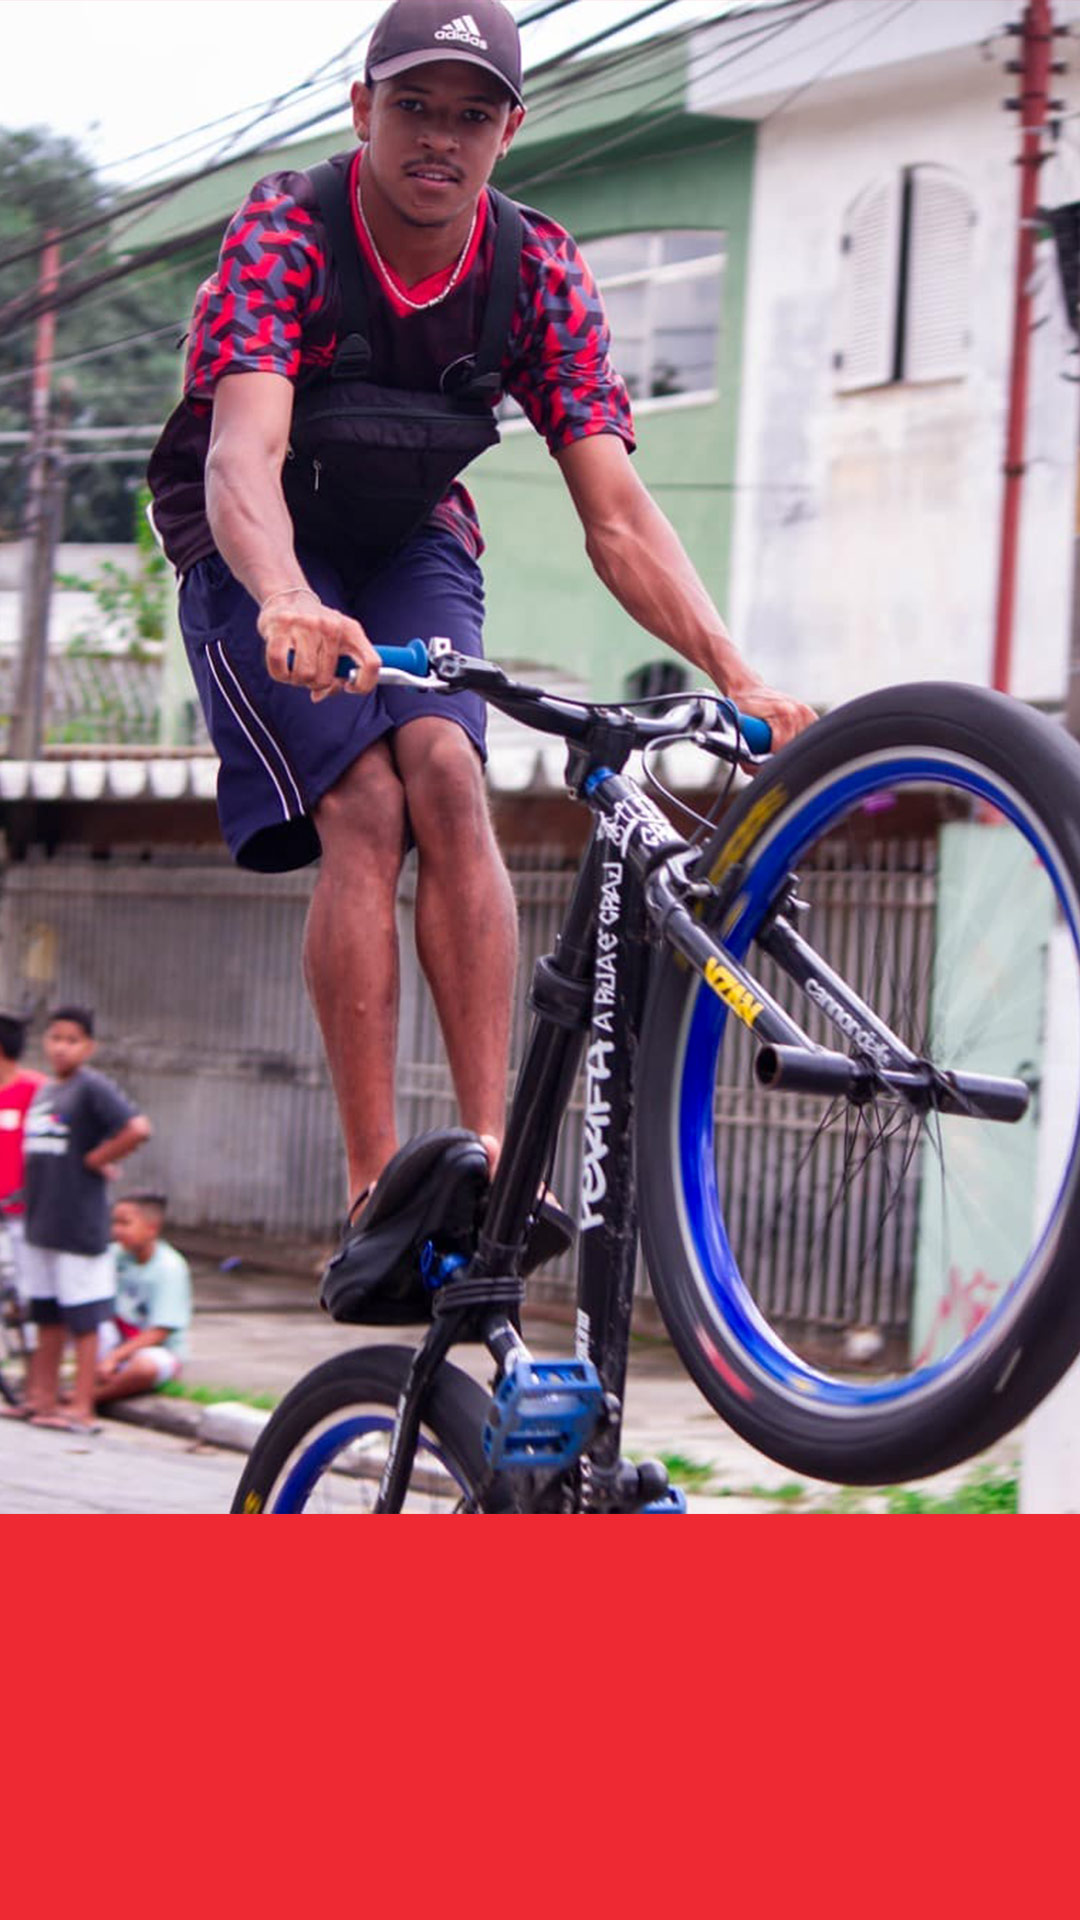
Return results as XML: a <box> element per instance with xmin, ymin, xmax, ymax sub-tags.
<box><xmin>147</xmin><ymin>149</ymin><xmax>635</xmax><ymax>574</ymax></box>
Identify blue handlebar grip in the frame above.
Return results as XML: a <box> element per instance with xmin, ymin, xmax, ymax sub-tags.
<box><xmin>334</xmin><ymin>640</ymin><xmax>430</xmax><ymax>681</ymax></box>
<box><xmin>735</xmin><ymin>711</ymin><xmax>772</xmax><ymax>754</ymax></box>
<box><xmin>376</xmin><ymin>639</ymin><xmax>430</xmax><ymax>676</ymax></box>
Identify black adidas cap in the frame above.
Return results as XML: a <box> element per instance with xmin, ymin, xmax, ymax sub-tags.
<box><xmin>365</xmin><ymin>0</ymin><xmax>524</xmax><ymax>111</ymax></box>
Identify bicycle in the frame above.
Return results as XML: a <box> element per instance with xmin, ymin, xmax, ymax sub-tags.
<box><xmin>233</xmin><ymin>639</ymin><xmax>1080</xmax><ymax>1513</ymax></box>
<box><xmin>0</xmin><ymin>1203</ymin><xmax>32</xmax><ymax>1408</ymax></box>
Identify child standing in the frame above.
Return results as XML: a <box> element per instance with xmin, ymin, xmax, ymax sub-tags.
<box><xmin>0</xmin><ymin>1007</ymin><xmax>46</xmax><ymax>1314</ymax></box>
<box><xmin>95</xmin><ymin>1192</ymin><xmax>192</xmax><ymax>1404</ymax></box>
<box><xmin>4</xmin><ymin>1005</ymin><xmax>151</xmax><ymax>1433</ymax></box>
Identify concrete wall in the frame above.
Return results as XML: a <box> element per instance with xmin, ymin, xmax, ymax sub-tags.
<box><xmin>0</xmin><ymin>542</ymin><xmax>139</xmax><ymax>652</ymax></box>
<box><xmin>474</xmin><ymin>122</ymin><xmax>756</xmax><ymax>694</ymax></box>
<box><xmin>721</xmin><ymin>41</ymin><xmax>1080</xmax><ymax>709</ymax></box>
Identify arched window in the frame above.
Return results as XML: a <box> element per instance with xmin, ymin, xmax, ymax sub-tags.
<box><xmin>835</xmin><ymin>167</ymin><xmax>975</xmax><ymax>392</ymax></box>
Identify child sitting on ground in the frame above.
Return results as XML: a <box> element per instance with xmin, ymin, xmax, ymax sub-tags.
<box><xmin>95</xmin><ymin>1192</ymin><xmax>192</xmax><ymax>1405</ymax></box>
<box><xmin>1</xmin><ymin>1004</ymin><xmax>151</xmax><ymax>1433</ymax></box>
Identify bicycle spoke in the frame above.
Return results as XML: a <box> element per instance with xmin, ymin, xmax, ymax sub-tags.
<box><xmin>694</xmin><ymin>758</ymin><xmax>1080</xmax><ymax>1383</ymax></box>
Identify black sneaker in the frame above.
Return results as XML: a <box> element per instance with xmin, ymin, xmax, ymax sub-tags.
<box><xmin>319</xmin><ymin>1129</ymin><xmax>578</xmax><ymax>1325</ymax></box>
<box><xmin>320</xmin><ymin>1129</ymin><xmax>490</xmax><ymax>1326</ymax></box>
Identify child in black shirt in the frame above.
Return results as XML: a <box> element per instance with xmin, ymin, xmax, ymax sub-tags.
<box><xmin>1</xmin><ymin>1006</ymin><xmax>151</xmax><ymax>1434</ymax></box>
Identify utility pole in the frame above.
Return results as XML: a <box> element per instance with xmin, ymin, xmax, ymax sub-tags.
<box><xmin>9</xmin><ymin>231</ymin><xmax>61</xmax><ymax>761</ymax></box>
<box><xmin>991</xmin><ymin>0</ymin><xmax>1055</xmax><ymax>696</ymax></box>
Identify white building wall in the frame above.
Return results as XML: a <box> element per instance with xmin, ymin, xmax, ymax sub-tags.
<box><xmin>716</xmin><ymin>36</ymin><xmax>1080</xmax><ymax>710</ymax></box>
<box><xmin>0</xmin><ymin>541</ymin><xmax>139</xmax><ymax>651</ymax></box>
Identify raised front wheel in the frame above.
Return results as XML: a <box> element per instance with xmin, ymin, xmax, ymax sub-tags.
<box><xmin>638</xmin><ymin>683</ymin><xmax>1080</xmax><ymax>1483</ymax></box>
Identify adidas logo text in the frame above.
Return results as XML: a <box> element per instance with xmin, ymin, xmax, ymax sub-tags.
<box><xmin>435</xmin><ymin>13</ymin><xmax>488</xmax><ymax>49</ymax></box>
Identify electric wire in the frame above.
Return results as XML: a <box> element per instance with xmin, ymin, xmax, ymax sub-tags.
<box><xmin>0</xmin><ymin>1</ymin><xmax>825</xmax><ymax>337</ymax></box>
<box><xmin>0</xmin><ymin>2</ymin><xmax>767</xmax><ymax>285</ymax></box>
<box><xmin>0</xmin><ymin>0</ymin><xmax>928</xmax><ymax>397</ymax></box>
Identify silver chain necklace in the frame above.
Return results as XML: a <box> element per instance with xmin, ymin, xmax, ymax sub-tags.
<box><xmin>356</xmin><ymin>183</ymin><xmax>478</xmax><ymax>313</ymax></box>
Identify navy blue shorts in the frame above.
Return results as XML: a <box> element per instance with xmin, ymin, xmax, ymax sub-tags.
<box><xmin>178</xmin><ymin>527</ymin><xmax>488</xmax><ymax>872</ymax></box>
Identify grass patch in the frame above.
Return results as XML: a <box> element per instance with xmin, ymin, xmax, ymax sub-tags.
<box><xmin>738</xmin><ymin>1480</ymin><xmax>810</xmax><ymax>1507</ymax></box>
<box><xmin>880</xmin><ymin>1469</ymin><xmax>1018</xmax><ymax>1515</ymax></box>
<box><xmin>656</xmin><ymin>1450</ymin><xmax>717</xmax><ymax>1491</ymax></box>
<box><xmin>719</xmin><ymin>1467</ymin><xmax>1019</xmax><ymax>1513</ymax></box>
<box><xmin>808</xmin><ymin>1487</ymin><xmax>872</xmax><ymax>1514</ymax></box>
<box><xmin>159</xmin><ymin>1380</ymin><xmax>278</xmax><ymax>1413</ymax></box>
<box><xmin>805</xmin><ymin>1467</ymin><xmax>1019</xmax><ymax>1514</ymax></box>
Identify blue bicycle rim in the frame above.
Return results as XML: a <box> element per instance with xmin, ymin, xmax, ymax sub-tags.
<box><xmin>272</xmin><ymin>1414</ymin><xmax>465</xmax><ymax>1511</ymax></box>
<box><xmin>676</xmin><ymin>749</ymin><xmax>1080</xmax><ymax>1411</ymax></box>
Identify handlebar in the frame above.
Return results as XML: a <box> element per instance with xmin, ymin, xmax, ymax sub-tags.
<box><xmin>369</xmin><ymin>640</ymin><xmax>431</xmax><ymax>678</ymax></box>
<box><xmin>334</xmin><ymin>642</ymin><xmax>773</xmax><ymax>756</ymax></box>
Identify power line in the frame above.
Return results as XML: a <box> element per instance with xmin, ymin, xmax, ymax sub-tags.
<box><xmin>754</xmin><ymin>0</ymin><xmax>916</xmax><ymax>122</ymax></box>
<box><xmin>85</xmin><ymin>53</ymin><xmax>361</xmax><ymax>196</ymax></box>
<box><xmin>0</xmin><ymin>0</ymin><xmax>846</xmax><ymax>345</ymax></box>
<box><xmin>0</xmin><ymin>1</ymin><xmax>696</xmax><ymax>288</ymax></box>
<box><xmin>509</xmin><ymin>0</ymin><xmax>837</xmax><ymax>196</ymax></box>
<box><xmin>0</xmin><ymin>35</ymin><xmax>367</xmax><ymax>283</ymax></box>
<box><xmin>0</xmin><ymin>329</ymin><xmax>187</xmax><ymax>395</ymax></box>
<box><xmin>511</xmin><ymin>0</ymin><xmax>917</xmax><ymax>201</ymax></box>
<box><xmin>525</xmin><ymin>0</ymin><xmax>685</xmax><ymax>78</ymax></box>
<box><xmin>488</xmin><ymin>464</ymin><xmax>811</xmax><ymax>492</ymax></box>
<box><xmin>0</xmin><ymin>218</ymin><xmax>226</xmax><ymax>337</ymax></box>
<box><xmin>518</xmin><ymin>0</ymin><xmax>814</xmax><ymax>123</ymax></box>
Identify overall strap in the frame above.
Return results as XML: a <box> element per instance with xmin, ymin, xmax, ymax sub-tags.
<box><xmin>306</xmin><ymin>161</ymin><xmax>524</xmax><ymax>387</ymax></box>
<box><xmin>468</xmin><ymin>187</ymin><xmax>525</xmax><ymax>389</ymax></box>
<box><xmin>307</xmin><ymin>159</ymin><xmax>372</xmax><ymax>378</ymax></box>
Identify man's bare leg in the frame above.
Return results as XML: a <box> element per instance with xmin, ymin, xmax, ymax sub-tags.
<box><xmin>392</xmin><ymin>719</ymin><xmax>518</xmax><ymax>1157</ymax></box>
<box><xmin>303</xmin><ymin>739</ymin><xmax>408</xmax><ymax>1203</ymax></box>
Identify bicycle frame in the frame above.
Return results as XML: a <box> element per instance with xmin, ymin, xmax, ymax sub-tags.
<box><xmin>373</xmin><ymin>721</ymin><xmax>794</xmax><ymax>1508</ymax></box>
<box><xmin>371</xmin><ymin>663</ymin><xmax>1032</xmax><ymax>1511</ymax></box>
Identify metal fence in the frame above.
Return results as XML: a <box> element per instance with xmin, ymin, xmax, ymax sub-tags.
<box><xmin>0</xmin><ymin>651</ymin><xmax>169</xmax><ymax>750</ymax></box>
<box><xmin>0</xmin><ymin>833</ymin><xmax>934</xmax><ymax>1329</ymax></box>
<box><xmin>711</xmin><ymin>837</ymin><xmax>936</xmax><ymax>1353</ymax></box>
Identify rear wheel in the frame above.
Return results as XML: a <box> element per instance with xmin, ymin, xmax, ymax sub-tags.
<box><xmin>638</xmin><ymin>683</ymin><xmax>1080</xmax><ymax>1483</ymax></box>
<box><xmin>231</xmin><ymin>1345</ymin><xmax>507</xmax><ymax>1513</ymax></box>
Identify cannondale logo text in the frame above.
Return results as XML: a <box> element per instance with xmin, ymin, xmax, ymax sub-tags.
<box><xmin>436</xmin><ymin>14</ymin><xmax>488</xmax><ymax>48</ymax></box>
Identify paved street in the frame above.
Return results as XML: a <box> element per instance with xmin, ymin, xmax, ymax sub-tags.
<box><xmin>0</xmin><ymin>1252</ymin><xmax>1025</xmax><ymax>1512</ymax></box>
<box><xmin>0</xmin><ymin>1406</ymin><xmax>245</xmax><ymax>1513</ymax></box>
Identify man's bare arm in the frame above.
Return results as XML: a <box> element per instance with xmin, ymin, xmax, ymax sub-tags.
<box><xmin>556</xmin><ymin>434</ymin><xmax>815</xmax><ymax>751</ymax></box>
<box><xmin>205</xmin><ymin>372</ymin><xmax>378</xmax><ymax>696</ymax></box>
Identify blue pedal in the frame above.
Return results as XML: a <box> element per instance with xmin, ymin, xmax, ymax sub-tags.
<box><xmin>638</xmin><ymin>1486</ymin><xmax>688</xmax><ymax>1514</ymax></box>
<box><xmin>482</xmin><ymin>1359</ymin><xmax>604</xmax><ymax>1472</ymax></box>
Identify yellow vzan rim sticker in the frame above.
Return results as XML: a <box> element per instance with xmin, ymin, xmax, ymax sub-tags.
<box><xmin>708</xmin><ymin>783</ymin><xmax>788</xmax><ymax>884</ymax></box>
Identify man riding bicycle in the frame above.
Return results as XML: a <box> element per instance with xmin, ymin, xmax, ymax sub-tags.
<box><xmin>147</xmin><ymin>0</ymin><xmax>814</xmax><ymax>1307</ymax></box>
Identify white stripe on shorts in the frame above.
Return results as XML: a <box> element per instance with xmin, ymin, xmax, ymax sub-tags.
<box><xmin>206</xmin><ymin>641</ymin><xmax>305</xmax><ymax>819</ymax></box>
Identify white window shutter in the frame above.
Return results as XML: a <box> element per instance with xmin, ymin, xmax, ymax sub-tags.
<box><xmin>835</xmin><ymin>176</ymin><xmax>902</xmax><ymax>392</ymax></box>
<box><xmin>903</xmin><ymin>167</ymin><xmax>974</xmax><ymax>382</ymax></box>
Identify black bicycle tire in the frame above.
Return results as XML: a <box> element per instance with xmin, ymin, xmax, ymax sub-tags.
<box><xmin>231</xmin><ymin>1345</ymin><xmax>510</xmax><ymax>1513</ymax></box>
<box><xmin>637</xmin><ymin>681</ymin><xmax>1080</xmax><ymax>1484</ymax></box>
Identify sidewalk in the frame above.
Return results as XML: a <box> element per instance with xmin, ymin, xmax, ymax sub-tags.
<box><xmin>105</xmin><ymin>1253</ymin><xmax>1023</xmax><ymax>1513</ymax></box>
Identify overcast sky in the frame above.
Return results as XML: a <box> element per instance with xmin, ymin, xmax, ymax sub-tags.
<box><xmin>1</xmin><ymin>1</ymin><xmax>721</xmax><ymax>185</ymax></box>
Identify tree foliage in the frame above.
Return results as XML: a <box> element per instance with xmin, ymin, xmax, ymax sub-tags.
<box><xmin>0</xmin><ymin>126</ymin><xmax>214</xmax><ymax>541</ymax></box>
